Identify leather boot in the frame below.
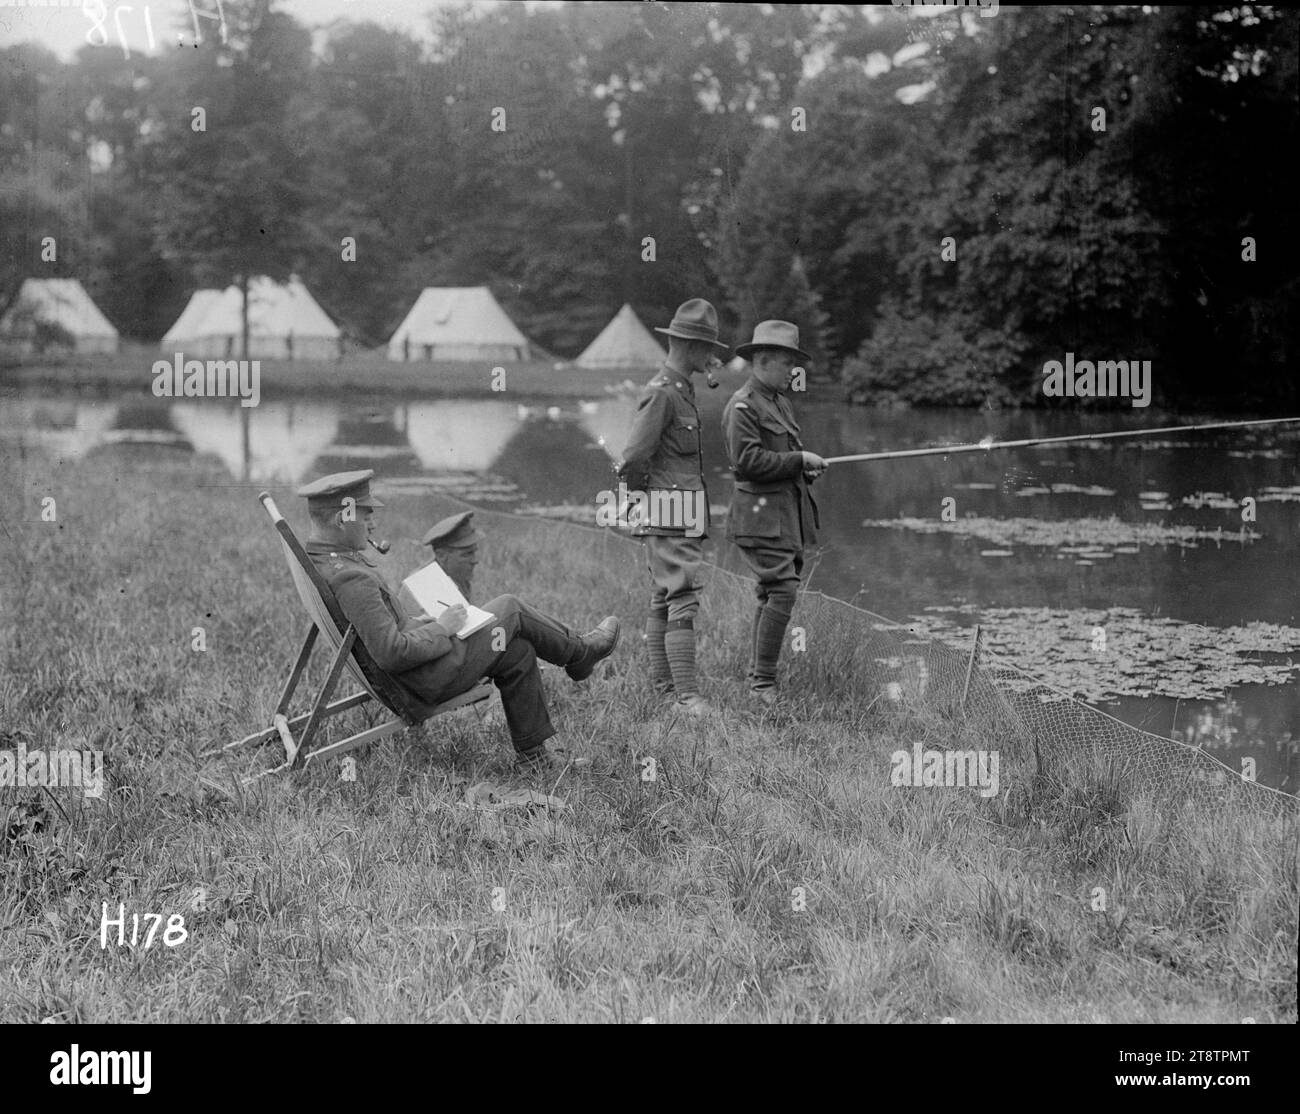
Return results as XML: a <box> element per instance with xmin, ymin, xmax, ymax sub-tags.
<box><xmin>565</xmin><ymin>617</ymin><xmax>621</xmax><ymax>681</ymax></box>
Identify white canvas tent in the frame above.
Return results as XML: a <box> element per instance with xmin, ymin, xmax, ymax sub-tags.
<box><xmin>387</xmin><ymin>287</ymin><xmax>531</xmax><ymax>362</ymax></box>
<box><xmin>575</xmin><ymin>303</ymin><xmax>664</xmax><ymax>370</ymax></box>
<box><xmin>161</xmin><ymin>289</ymin><xmax>224</xmax><ymax>349</ymax></box>
<box><xmin>160</xmin><ymin>276</ymin><xmax>341</xmax><ymax>359</ymax></box>
<box><xmin>0</xmin><ymin>278</ymin><xmax>119</xmax><ymax>354</ymax></box>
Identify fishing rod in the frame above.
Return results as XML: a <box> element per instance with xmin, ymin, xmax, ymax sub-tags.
<box><xmin>823</xmin><ymin>416</ymin><xmax>1300</xmax><ymax>465</ymax></box>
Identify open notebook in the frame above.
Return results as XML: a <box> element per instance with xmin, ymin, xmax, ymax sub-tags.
<box><xmin>398</xmin><ymin>560</ymin><xmax>496</xmax><ymax>640</ymax></box>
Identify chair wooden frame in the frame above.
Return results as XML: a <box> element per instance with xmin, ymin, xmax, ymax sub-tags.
<box><xmin>209</xmin><ymin>492</ymin><xmax>491</xmax><ymax>781</ymax></box>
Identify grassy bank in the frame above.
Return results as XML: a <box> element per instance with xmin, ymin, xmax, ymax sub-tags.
<box><xmin>0</xmin><ymin>348</ymin><xmax>847</xmax><ymax>405</ymax></box>
<box><xmin>1</xmin><ymin>449</ymin><xmax>1295</xmax><ymax>1023</ymax></box>
<box><xmin>0</xmin><ymin>348</ymin><xmax>725</xmax><ymax>403</ymax></box>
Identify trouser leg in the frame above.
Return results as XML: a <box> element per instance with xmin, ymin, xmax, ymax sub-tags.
<box><xmin>644</xmin><ymin>536</ymin><xmax>704</xmax><ymax>694</ymax></box>
<box><xmin>645</xmin><ymin>605</ymin><xmax>673</xmax><ymax>692</ymax></box>
<box><xmin>481</xmin><ymin>593</ymin><xmax>586</xmax><ymax>668</ymax></box>
<box><xmin>748</xmin><ymin>602</ymin><xmax>765</xmax><ymax>685</ymax></box>
<box><xmin>753</xmin><ymin>594</ymin><xmax>794</xmax><ymax>689</ymax></box>
<box><xmin>664</xmin><ymin>619</ymin><xmax>699</xmax><ymax>698</ymax></box>
<box><xmin>490</xmin><ymin>640</ymin><xmax>556</xmax><ymax>752</ymax></box>
<box><xmin>738</xmin><ymin>546</ymin><xmax>803</xmax><ymax>691</ymax></box>
<box><xmin>645</xmin><ymin>534</ymin><xmax>703</xmax><ymax>623</ymax></box>
<box><xmin>452</xmin><ymin>600</ymin><xmax>557</xmax><ymax>752</ymax></box>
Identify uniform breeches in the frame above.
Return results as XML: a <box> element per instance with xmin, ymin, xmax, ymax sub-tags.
<box><xmin>736</xmin><ymin>545</ymin><xmax>804</xmax><ymax>688</ymax></box>
<box><xmin>737</xmin><ymin>545</ymin><xmax>803</xmax><ymax>612</ymax></box>
<box><xmin>644</xmin><ymin>534</ymin><xmax>705</xmax><ymax>623</ymax></box>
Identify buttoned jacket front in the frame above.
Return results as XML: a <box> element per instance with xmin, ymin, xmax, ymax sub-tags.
<box><xmin>306</xmin><ymin>542</ymin><xmax>470</xmax><ymax>690</ymax></box>
<box><xmin>721</xmin><ymin>376</ymin><xmax>819</xmax><ymax>548</ymax></box>
<box><xmin>616</xmin><ymin>363</ymin><xmax>710</xmax><ymax>537</ymax></box>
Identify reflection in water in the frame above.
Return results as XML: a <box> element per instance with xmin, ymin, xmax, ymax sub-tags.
<box><xmin>1164</xmin><ymin>693</ymin><xmax>1295</xmax><ymax>793</ymax></box>
<box><xmin>312</xmin><ymin>406</ymin><xmax>419</xmax><ymax>476</ymax></box>
<box><xmin>1</xmin><ymin>398</ymin><xmax>192</xmax><ymax>458</ymax></box>
<box><xmin>404</xmin><ymin>400</ymin><xmax>519</xmax><ymax>472</ymax></box>
<box><xmin>0</xmin><ymin>393</ymin><xmax>650</xmax><ymax>486</ymax></box>
<box><xmin>171</xmin><ymin>400</ymin><xmax>340</xmax><ymax>484</ymax></box>
<box><xmin>493</xmin><ymin>414</ymin><xmax>610</xmax><ymax>505</ymax></box>
<box><xmin>579</xmin><ymin>395</ymin><xmax>640</xmax><ymax>461</ymax></box>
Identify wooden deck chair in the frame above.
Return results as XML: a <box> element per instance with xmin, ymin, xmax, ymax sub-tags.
<box><xmin>211</xmin><ymin>492</ymin><xmax>491</xmax><ymax>780</ymax></box>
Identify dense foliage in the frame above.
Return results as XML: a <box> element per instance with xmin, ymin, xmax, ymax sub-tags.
<box><xmin>0</xmin><ymin>2</ymin><xmax>1293</xmax><ymax>407</ymax></box>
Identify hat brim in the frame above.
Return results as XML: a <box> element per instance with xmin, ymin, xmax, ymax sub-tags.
<box><xmin>734</xmin><ymin>341</ymin><xmax>811</xmax><ymax>362</ymax></box>
<box><xmin>354</xmin><ymin>494</ymin><xmax>385</xmax><ymax>509</ymax></box>
<box><xmin>653</xmin><ymin>326</ymin><xmax>730</xmax><ymax>352</ymax></box>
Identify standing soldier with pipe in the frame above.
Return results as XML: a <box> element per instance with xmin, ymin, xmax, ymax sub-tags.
<box><xmin>617</xmin><ymin>298</ymin><xmax>728</xmax><ymax>716</ymax></box>
<box><xmin>722</xmin><ymin>321</ymin><xmax>827</xmax><ymax>706</ymax></box>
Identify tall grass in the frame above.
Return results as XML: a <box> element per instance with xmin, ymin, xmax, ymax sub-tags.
<box><xmin>1</xmin><ymin>450</ymin><xmax>1294</xmax><ymax>1022</ymax></box>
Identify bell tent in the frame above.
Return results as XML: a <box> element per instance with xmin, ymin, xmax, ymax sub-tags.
<box><xmin>575</xmin><ymin>303</ymin><xmax>665</xmax><ymax>370</ymax></box>
<box><xmin>159</xmin><ymin>276</ymin><xmax>341</xmax><ymax>359</ymax></box>
<box><xmin>387</xmin><ymin>287</ymin><xmax>531</xmax><ymax>362</ymax></box>
<box><xmin>0</xmin><ymin>278</ymin><xmax>119</xmax><ymax>354</ymax></box>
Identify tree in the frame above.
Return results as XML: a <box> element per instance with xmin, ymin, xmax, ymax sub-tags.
<box><xmin>146</xmin><ymin>0</ymin><xmax>315</xmax><ymax>357</ymax></box>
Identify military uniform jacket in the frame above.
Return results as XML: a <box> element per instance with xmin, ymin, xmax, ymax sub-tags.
<box><xmin>722</xmin><ymin>376</ymin><xmax>820</xmax><ymax>548</ymax></box>
<box><xmin>307</xmin><ymin>541</ymin><xmax>469</xmax><ymax>686</ymax></box>
<box><xmin>616</xmin><ymin>363</ymin><xmax>710</xmax><ymax>537</ymax></box>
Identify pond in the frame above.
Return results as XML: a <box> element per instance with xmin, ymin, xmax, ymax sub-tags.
<box><xmin>4</xmin><ymin>383</ymin><xmax>1296</xmax><ymax>791</ymax></box>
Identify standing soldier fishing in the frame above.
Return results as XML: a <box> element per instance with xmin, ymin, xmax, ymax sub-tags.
<box><xmin>617</xmin><ymin>298</ymin><xmax>728</xmax><ymax>716</ymax></box>
<box><xmin>722</xmin><ymin>321</ymin><xmax>827</xmax><ymax>705</ymax></box>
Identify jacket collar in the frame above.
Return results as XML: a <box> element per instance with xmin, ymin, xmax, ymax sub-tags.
<box><xmin>660</xmin><ymin>361</ymin><xmax>698</xmax><ymax>400</ymax></box>
<box><xmin>306</xmin><ymin>538</ymin><xmax>376</xmax><ymax>566</ymax></box>
<box><xmin>747</xmin><ymin>375</ymin><xmax>784</xmax><ymax>404</ymax></box>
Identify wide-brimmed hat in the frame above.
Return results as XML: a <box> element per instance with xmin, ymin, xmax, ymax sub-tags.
<box><xmin>734</xmin><ymin>320</ymin><xmax>810</xmax><ymax>362</ymax></box>
<box><xmin>653</xmin><ymin>298</ymin><xmax>729</xmax><ymax>351</ymax></box>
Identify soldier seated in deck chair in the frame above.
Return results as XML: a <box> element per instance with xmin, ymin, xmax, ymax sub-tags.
<box><xmin>298</xmin><ymin>471</ymin><xmax>619</xmax><ymax>778</ymax></box>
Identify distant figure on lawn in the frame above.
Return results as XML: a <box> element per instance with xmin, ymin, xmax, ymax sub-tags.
<box><xmin>422</xmin><ymin>510</ymin><xmax>482</xmax><ymax>602</ymax></box>
<box><xmin>298</xmin><ymin>471</ymin><xmax>619</xmax><ymax>779</ymax></box>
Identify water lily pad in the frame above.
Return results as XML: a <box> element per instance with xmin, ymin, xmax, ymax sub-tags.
<box><xmin>1181</xmin><ymin>492</ymin><xmax>1240</xmax><ymax>510</ymax></box>
<box><xmin>861</xmin><ymin>515</ymin><xmax>1261</xmax><ymax>550</ymax></box>
<box><xmin>1051</xmin><ymin>483</ymin><xmax>1116</xmax><ymax>496</ymax></box>
<box><xmin>902</xmin><ymin>607</ymin><xmax>1300</xmax><ymax>702</ymax></box>
<box><xmin>1258</xmin><ymin>487</ymin><xmax>1300</xmax><ymax>503</ymax></box>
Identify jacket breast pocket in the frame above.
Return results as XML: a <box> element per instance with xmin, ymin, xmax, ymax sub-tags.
<box><xmin>757</xmin><ymin>416</ymin><xmax>794</xmax><ymax>451</ymax></box>
<box><xmin>727</xmin><ymin>490</ymin><xmax>783</xmax><ymax>539</ymax></box>
<box><xmin>665</xmin><ymin>418</ymin><xmax>701</xmax><ymax>456</ymax></box>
